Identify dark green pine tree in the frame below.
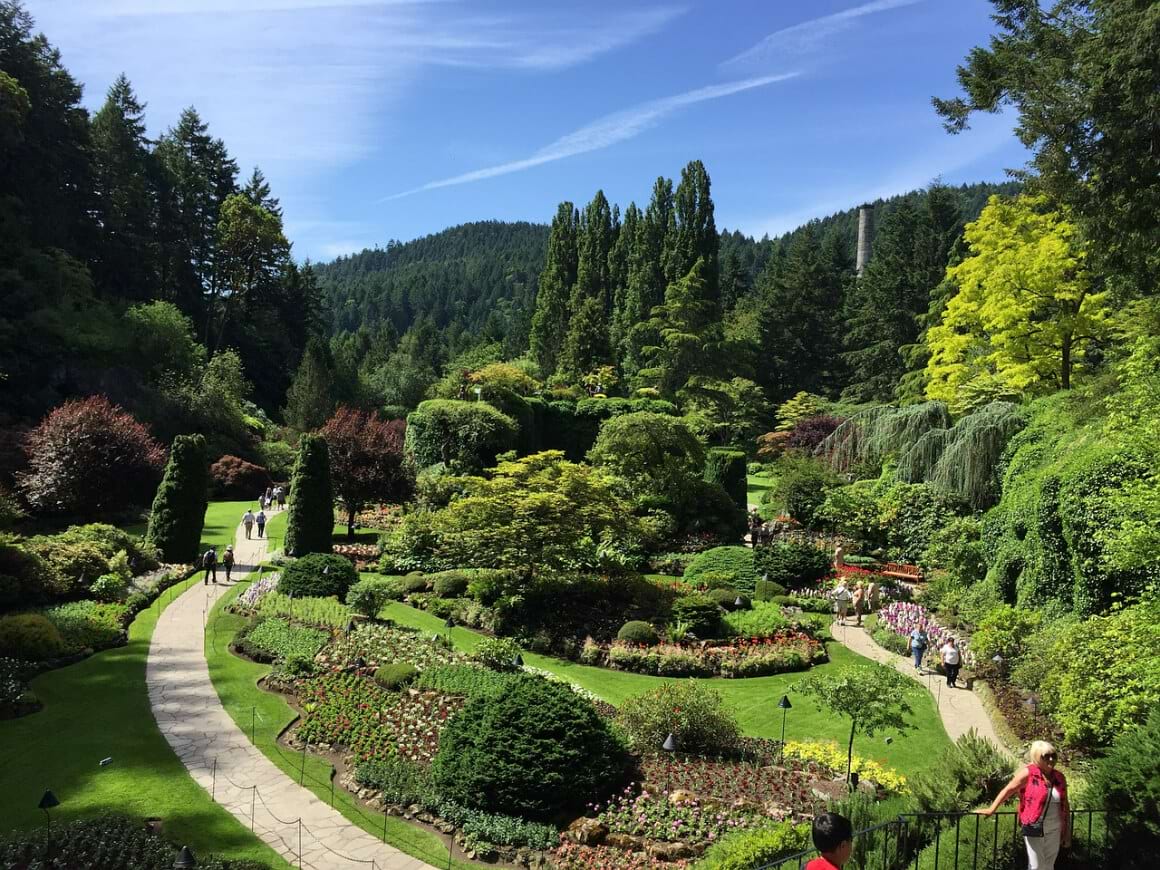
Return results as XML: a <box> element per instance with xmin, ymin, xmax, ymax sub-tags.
<box><xmin>529</xmin><ymin>202</ymin><xmax>579</xmax><ymax>376</ymax></box>
<box><xmin>145</xmin><ymin>433</ymin><xmax>209</xmax><ymax>562</ymax></box>
<box><xmin>620</xmin><ymin>179</ymin><xmax>673</xmax><ymax>376</ymax></box>
<box><xmin>639</xmin><ymin>258</ymin><xmax>723</xmax><ymax>397</ymax></box>
<box><xmin>283</xmin><ymin>337</ymin><xmax>337</xmax><ymax>430</ymax></box>
<box><xmin>560</xmin><ymin>191</ymin><xmax>615</xmax><ymax>377</ymax></box>
<box><xmin>841</xmin><ymin>188</ymin><xmax>962</xmax><ymax>402</ymax></box>
<box><xmin>666</xmin><ymin>160</ymin><xmax>719</xmax><ymax>308</ymax></box>
<box><xmin>89</xmin><ymin>74</ymin><xmax>159</xmax><ymax>302</ymax></box>
<box><xmin>242</xmin><ymin>165</ymin><xmax>282</xmax><ymax>217</ymax></box>
<box><xmin>757</xmin><ymin>224</ymin><xmax>851</xmax><ymax>402</ymax></box>
<box><xmin>609</xmin><ymin>202</ymin><xmax>640</xmax><ymax>366</ymax></box>
<box><xmin>284</xmin><ymin>434</ymin><xmax>334</xmax><ymax>556</ymax></box>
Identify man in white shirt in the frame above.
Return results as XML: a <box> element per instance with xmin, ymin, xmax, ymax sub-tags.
<box><xmin>940</xmin><ymin>637</ymin><xmax>962</xmax><ymax>687</ymax></box>
<box><xmin>832</xmin><ymin>581</ymin><xmax>852</xmax><ymax>625</ymax></box>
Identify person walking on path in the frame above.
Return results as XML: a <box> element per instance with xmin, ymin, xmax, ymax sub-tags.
<box><xmin>242</xmin><ymin>509</ymin><xmax>255</xmax><ymax>540</ymax></box>
<box><xmin>866</xmin><ymin>580</ymin><xmax>880</xmax><ymax>614</ymax></box>
<box><xmin>222</xmin><ymin>545</ymin><xmax>235</xmax><ymax>583</ymax></box>
<box><xmin>909</xmin><ymin>625</ymin><xmax>929</xmax><ymax>673</ymax></box>
<box><xmin>201</xmin><ymin>546</ymin><xmax>217</xmax><ymax>585</ymax></box>
<box><xmin>832</xmin><ymin>580</ymin><xmax>852</xmax><ymax>625</ymax></box>
<box><xmin>256</xmin><ymin>509</ymin><xmax>267</xmax><ymax>539</ymax></box>
<box><xmin>276</xmin><ymin>486</ymin><xmax>286</xmax><ymax>511</ymax></box>
<box><xmin>852</xmin><ymin>582</ymin><xmax>865</xmax><ymax>626</ymax></box>
<box><xmin>940</xmin><ymin>637</ymin><xmax>962</xmax><ymax>687</ymax></box>
<box><xmin>980</xmin><ymin>741</ymin><xmax>1069</xmax><ymax>869</ymax></box>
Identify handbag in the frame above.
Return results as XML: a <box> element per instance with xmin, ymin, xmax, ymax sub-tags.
<box><xmin>1022</xmin><ymin>776</ymin><xmax>1053</xmax><ymax>838</ymax></box>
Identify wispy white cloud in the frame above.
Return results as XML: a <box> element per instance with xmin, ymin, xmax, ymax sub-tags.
<box><xmin>722</xmin><ymin>0</ymin><xmax>925</xmax><ymax>69</ymax></box>
<box><xmin>385</xmin><ymin>72</ymin><xmax>799</xmax><ymax>199</ymax></box>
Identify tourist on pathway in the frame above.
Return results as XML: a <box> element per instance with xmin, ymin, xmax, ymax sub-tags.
<box><xmin>866</xmin><ymin>580</ymin><xmax>880</xmax><ymax>614</ymax></box>
<box><xmin>909</xmin><ymin>625</ymin><xmax>929</xmax><ymax>673</ymax></box>
<box><xmin>222</xmin><ymin>545</ymin><xmax>235</xmax><ymax>583</ymax></box>
<box><xmin>202</xmin><ymin>546</ymin><xmax>217</xmax><ymax>585</ymax></box>
<box><xmin>980</xmin><ymin>741</ymin><xmax>1069</xmax><ymax>870</ymax></box>
<box><xmin>276</xmin><ymin>486</ymin><xmax>286</xmax><ymax>510</ymax></box>
<box><xmin>804</xmin><ymin>811</ymin><xmax>853</xmax><ymax>870</ymax></box>
<box><xmin>242</xmin><ymin>509</ymin><xmax>255</xmax><ymax>540</ymax></box>
<box><xmin>832</xmin><ymin>581</ymin><xmax>852</xmax><ymax>625</ymax></box>
<box><xmin>940</xmin><ymin>637</ymin><xmax>962</xmax><ymax>687</ymax></box>
<box><xmin>852</xmin><ymin>582</ymin><xmax>865</xmax><ymax>626</ymax></box>
<box><xmin>256</xmin><ymin>509</ymin><xmax>267</xmax><ymax>539</ymax></box>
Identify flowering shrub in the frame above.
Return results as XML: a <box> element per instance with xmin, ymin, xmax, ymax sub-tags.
<box><xmin>782</xmin><ymin>741</ymin><xmax>908</xmax><ymax>794</ymax></box>
<box><xmin>318</xmin><ymin>623</ymin><xmax>466</xmax><ymax>673</ymax></box>
<box><xmin>605</xmin><ymin>632</ymin><xmax>822</xmax><ymax>678</ymax></box>
<box><xmin>875</xmin><ymin>602</ymin><xmax>961</xmax><ymax>664</ymax></box>
<box><xmin>593</xmin><ymin>786</ymin><xmax>765</xmax><ymax>844</ymax></box>
<box><xmin>232</xmin><ymin>574</ymin><xmax>279</xmax><ymax>611</ymax></box>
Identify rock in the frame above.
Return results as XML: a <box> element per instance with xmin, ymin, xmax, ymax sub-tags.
<box><xmin>857</xmin><ymin>779</ymin><xmax>878</xmax><ymax>796</ymax></box>
<box><xmin>811</xmin><ymin>780</ymin><xmax>848</xmax><ymax>803</ymax></box>
<box><xmin>648</xmin><ymin>841</ymin><xmax>696</xmax><ymax>861</ymax></box>
<box><xmin>416</xmin><ymin>811</ymin><xmax>434</xmax><ymax>823</ymax></box>
<box><xmin>763</xmin><ymin>801</ymin><xmax>791</xmax><ymax>819</ymax></box>
<box><xmin>605</xmin><ymin>833</ymin><xmax>644</xmax><ymax>851</ymax></box>
<box><xmin>731</xmin><ymin>797</ymin><xmax>763</xmax><ymax>814</ymax></box>
<box><xmin>668</xmin><ymin>789</ymin><xmax>696</xmax><ymax>806</ymax></box>
<box><xmin>566</xmin><ymin>817</ymin><xmax>609</xmax><ymax>846</ymax></box>
<box><xmin>436</xmin><ymin>820</ymin><xmax>455</xmax><ymax>834</ymax></box>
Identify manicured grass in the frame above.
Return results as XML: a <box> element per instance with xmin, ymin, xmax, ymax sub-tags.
<box><xmin>331</xmin><ymin>522</ymin><xmax>380</xmax><ymax>546</ymax></box>
<box><xmin>0</xmin><ymin>574</ymin><xmax>290</xmax><ymax>868</ymax></box>
<box><xmin>378</xmin><ymin>598</ymin><xmax>951</xmax><ymax>780</ymax></box>
<box><xmin>117</xmin><ymin>500</ymin><xmax>287</xmax><ymax>555</ymax></box>
<box><xmin>746</xmin><ymin>472</ymin><xmax>775</xmax><ymax>509</ymax></box>
<box><xmin>205</xmin><ymin>582</ymin><xmax>470</xmax><ymax>870</ymax></box>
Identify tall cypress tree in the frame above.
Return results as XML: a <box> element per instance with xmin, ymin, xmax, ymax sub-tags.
<box><xmin>145</xmin><ymin>433</ymin><xmax>209</xmax><ymax>562</ymax></box>
<box><xmin>667</xmin><ymin>160</ymin><xmax>719</xmax><ymax>308</ymax></box>
<box><xmin>529</xmin><ymin>202</ymin><xmax>579</xmax><ymax>376</ymax></box>
<box><xmin>609</xmin><ymin>202</ymin><xmax>641</xmax><ymax>367</ymax></box>
<box><xmin>560</xmin><ymin>191</ymin><xmax>615</xmax><ymax>377</ymax></box>
<box><xmin>620</xmin><ymin>180</ymin><xmax>673</xmax><ymax>376</ymax></box>
<box><xmin>284</xmin><ymin>337</ymin><xmax>337</xmax><ymax>431</ymax></box>
<box><xmin>284</xmin><ymin>434</ymin><xmax>334</xmax><ymax>556</ymax></box>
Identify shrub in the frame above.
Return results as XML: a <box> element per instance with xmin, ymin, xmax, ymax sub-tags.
<box><xmin>723</xmin><ymin>601</ymin><xmax>789</xmax><ymax>637</ymax></box>
<box><xmin>89</xmin><ymin>573</ymin><xmax>127</xmax><ymax>603</ymax></box>
<box><xmin>708</xmin><ymin>588</ymin><xmax>750</xmax><ymax>610</ymax></box>
<box><xmin>465</xmin><ymin>569</ymin><xmax>517</xmax><ymax>604</ymax></box>
<box><xmin>786</xmin><ymin>415</ymin><xmax>843</xmax><ymax>452</ymax></box>
<box><xmin>704</xmin><ymin>448</ymin><xmax>747</xmax><ymax>510</ymax></box>
<box><xmin>257</xmin><ymin>440</ymin><xmax>297</xmax><ymax>479</ymax></box>
<box><xmin>670</xmin><ymin>593</ymin><xmax>721</xmax><ymax>638</ymax></box>
<box><xmin>403</xmin><ymin>573</ymin><xmax>430</xmax><ymax>593</ymax></box>
<box><xmin>279</xmin><ymin>553</ymin><xmax>357</xmax><ymax>599</ymax></box>
<box><xmin>754</xmin><ymin>542</ymin><xmax>831</xmax><ymax>588</ymax></box>
<box><xmin>346</xmin><ymin>576</ymin><xmax>401</xmax><ymax>617</ymax></box>
<box><xmin>968</xmin><ymin>604</ymin><xmax>1042</xmax><ymax>662</ymax></box>
<box><xmin>0</xmin><ymin>613</ymin><xmax>64</xmax><ymax>660</ymax></box>
<box><xmin>208</xmin><ymin>453</ymin><xmax>272</xmax><ymax>500</ymax></box>
<box><xmin>647</xmin><ymin>552</ymin><xmax>695</xmax><ymax>576</ymax></box>
<box><xmin>284</xmin><ymin>434</ymin><xmax>334</xmax><ymax>557</ymax></box>
<box><xmin>147</xmin><ymin>433</ymin><xmax>209</xmax><ymax>562</ymax></box>
<box><xmin>23</xmin><ymin>538</ymin><xmax>110</xmax><ymax>598</ymax></box>
<box><xmin>753</xmin><ymin>578</ymin><xmax>789</xmax><ymax>600</ymax></box>
<box><xmin>431</xmin><ymin>674</ymin><xmax>628</xmax><ymax>819</ymax></box>
<box><xmin>430</xmin><ymin>570</ymin><xmax>470</xmax><ymax>598</ymax></box>
<box><xmin>616</xmin><ymin>680</ymin><xmax>740</xmax><ymax>754</ymax></box>
<box><xmin>17</xmin><ymin>396</ymin><xmax>164</xmax><ymax>517</ymax></box>
<box><xmin>908</xmin><ymin>729</ymin><xmax>1014</xmax><ymax>814</ymax></box>
<box><xmin>616</xmin><ymin>620</ymin><xmax>659</xmax><ymax>645</ymax></box>
<box><xmin>767</xmin><ymin>454</ymin><xmax>838</xmax><ymax>527</ymax></box>
<box><xmin>684</xmin><ymin>546</ymin><xmax>758</xmax><ymax>592</ymax></box>
<box><xmin>697</xmin><ymin>821</ymin><xmax>810</xmax><ymax>870</ymax></box>
<box><xmin>42</xmin><ymin>600</ymin><xmax>127</xmax><ymax>651</ymax></box>
<box><xmin>1087</xmin><ymin>707</ymin><xmax>1160</xmax><ymax>869</ymax></box>
<box><xmin>356</xmin><ymin>755</ymin><xmax>441</xmax><ymax>806</ymax></box>
<box><xmin>471</xmin><ymin>636</ymin><xmax>523</xmax><ymax>672</ymax></box>
<box><xmin>405</xmin><ymin>399</ymin><xmax>517</xmax><ymax>473</ymax></box>
<box><xmin>374</xmin><ymin>662</ymin><xmax>420</xmax><ymax>690</ymax></box>
<box><xmin>696</xmin><ymin>571</ymin><xmax>739</xmax><ymax>590</ymax></box>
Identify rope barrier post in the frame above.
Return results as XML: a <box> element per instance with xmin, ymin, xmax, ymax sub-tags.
<box><xmin>383</xmin><ymin>808</ymin><xmax>388</xmax><ymax>843</ymax></box>
<box><xmin>251</xmin><ymin>706</ymin><xmax>256</xmax><ymax>744</ymax></box>
<box><xmin>448</xmin><ymin>825</ymin><xmax>454</xmax><ymax>870</ymax></box>
<box><xmin>298</xmin><ymin>818</ymin><xmax>302</xmax><ymax>869</ymax></box>
<box><xmin>251</xmin><ymin>786</ymin><xmax>256</xmax><ymax>831</ymax></box>
<box><xmin>300</xmin><ymin>741</ymin><xmax>307</xmax><ymax>785</ymax></box>
<box><xmin>330</xmin><ymin>765</ymin><xmax>336</xmax><ymax>807</ymax></box>
<box><xmin>211</xmin><ymin>757</ymin><xmax>217</xmax><ymax>800</ymax></box>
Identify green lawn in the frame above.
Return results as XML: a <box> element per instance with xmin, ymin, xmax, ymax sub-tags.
<box><xmin>331</xmin><ymin>521</ymin><xmax>380</xmax><ymax>546</ymax></box>
<box><xmin>204</xmin><ymin>582</ymin><xmax>468</xmax><ymax>870</ymax></box>
<box><xmin>379</xmin><ymin>598</ymin><xmax>951</xmax><ymax>780</ymax></box>
<box><xmin>746</xmin><ymin>472</ymin><xmax>775</xmax><ymax>509</ymax></box>
<box><xmin>117</xmin><ymin>500</ymin><xmax>287</xmax><ymax>555</ymax></box>
<box><xmin>0</xmin><ymin>573</ymin><xmax>290</xmax><ymax>868</ymax></box>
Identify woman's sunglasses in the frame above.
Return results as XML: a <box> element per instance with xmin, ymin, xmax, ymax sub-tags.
<box><xmin>1043</xmin><ymin>753</ymin><xmax>1058</xmax><ymax>762</ymax></box>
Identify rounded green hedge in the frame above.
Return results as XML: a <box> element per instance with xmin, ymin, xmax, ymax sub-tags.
<box><xmin>431</xmin><ymin>570</ymin><xmax>470</xmax><ymax>598</ymax></box>
<box><xmin>707</xmin><ymin>588</ymin><xmax>750</xmax><ymax>610</ymax></box>
<box><xmin>405</xmin><ymin>400</ymin><xmax>517</xmax><ymax>473</ymax></box>
<box><xmin>374</xmin><ymin>663</ymin><xmax>419</xmax><ymax>690</ymax></box>
<box><xmin>346</xmin><ymin>577</ymin><xmax>401</xmax><ymax>617</ymax></box>
<box><xmin>280</xmin><ymin>553</ymin><xmax>357</xmax><ymax>599</ymax></box>
<box><xmin>685</xmin><ymin>546</ymin><xmax>758</xmax><ymax>592</ymax></box>
<box><xmin>670</xmin><ymin>593</ymin><xmax>722</xmax><ymax>638</ymax></box>
<box><xmin>431</xmin><ymin>674</ymin><xmax>629</xmax><ymax>819</ymax></box>
<box><xmin>0</xmin><ymin>613</ymin><xmax>65</xmax><ymax>660</ymax></box>
<box><xmin>616</xmin><ymin>620</ymin><xmax>659</xmax><ymax>645</ymax></box>
<box><xmin>753</xmin><ymin>542</ymin><xmax>831</xmax><ymax>588</ymax></box>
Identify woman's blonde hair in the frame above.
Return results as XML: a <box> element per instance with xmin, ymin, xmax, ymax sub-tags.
<box><xmin>1028</xmin><ymin>740</ymin><xmax>1057</xmax><ymax>765</ymax></box>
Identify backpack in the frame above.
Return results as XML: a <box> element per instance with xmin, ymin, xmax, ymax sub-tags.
<box><xmin>202</xmin><ymin>549</ymin><xmax>216</xmax><ymax>567</ymax></box>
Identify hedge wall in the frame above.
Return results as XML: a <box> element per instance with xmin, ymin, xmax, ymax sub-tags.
<box><xmin>405</xmin><ymin>400</ymin><xmax>517</xmax><ymax>473</ymax></box>
<box><xmin>704</xmin><ymin>448</ymin><xmax>747</xmax><ymax>511</ymax></box>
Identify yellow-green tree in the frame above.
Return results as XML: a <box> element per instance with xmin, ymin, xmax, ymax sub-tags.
<box><xmin>925</xmin><ymin>195</ymin><xmax>1109</xmax><ymax>408</ymax></box>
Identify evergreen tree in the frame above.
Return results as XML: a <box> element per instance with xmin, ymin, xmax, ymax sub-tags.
<box><xmin>667</xmin><ymin>160</ymin><xmax>719</xmax><ymax>307</ymax></box>
<box><xmin>638</xmin><ymin>259</ymin><xmax>723</xmax><ymax>397</ymax></box>
<box><xmin>560</xmin><ymin>191</ymin><xmax>615</xmax><ymax>377</ymax></box>
<box><xmin>145</xmin><ymin>433</ymin><xmax>209</xmax><ymax>562</ymax></box>
<box><xmin>283</xmin><ymin>337</ymin><xmax>336</xmax><ymax>430</ymax></box>
<box><xmin>609</xmin><ymin>202</ymin><xmax>641</xmax><ymax>366</ymax></box>
<box><xmin>90</xmin><ymin>74</ymin><xmax>158</xmax><ymax>301</ymax></box>
<box><xmin>620</xmin><ymin>180</ymin><xmax>673</xmax><ymax>376</ymax></box>
<box><xmin>242</xmin><ymin>166</ymin><xmax>281</xmax><ymax>217</ymax></box>
<box><xmin>284</xmin><ymin>434</ymin><xmax>333</xmax><ymax>556</ymax></box>
<box><xmin>529</xmin><ymin>202</ymin><xmax>579</xmax><ymax>376</ymax></box>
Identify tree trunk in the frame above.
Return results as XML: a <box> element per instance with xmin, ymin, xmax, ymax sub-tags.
<box><xmin>1061</xmin><ymin>332</ymin><xmax>1071</xmax><ymax>390</ymax></box>
<box><xmin>347</xmin><ymin>507</ymin><xmax>356</xmax><ymax>541</ymax></box>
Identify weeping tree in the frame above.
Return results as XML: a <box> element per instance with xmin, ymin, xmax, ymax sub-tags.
<box><xmin>819</xmin><ymin>402</ymin><xmax>952</xmax><ymax>474</ymax></box>
<box><xmin>928</xmin><ymin>401</ymin><xmax>1027</xmax><ymax>509</ymax></box>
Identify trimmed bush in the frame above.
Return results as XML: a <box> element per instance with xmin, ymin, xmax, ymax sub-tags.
<box><xmin>147</xmin><ymin>433</ymin><xmax>209</xmax><ymax>562</ymax></box>
<box><xmin>405</xmin><ymin>400</ymin><xmax>517</xmax><ymax>473</ymax></box>
<box><xmin>280</xmin><ymin>553</ymin><xmax>357</xmax><ymax>599</ymax></box>
<box><xmin>616</xmin><ymin>681</ymin><xmax>740</xmax><ymax>754</ymax></box>
<box><xmin>698</xmin><ymin>821</ymin><xmax>810</xmax><ymax>870</ymax></box>
<box><xmin>670</xmin><ymin>593</ymin><xmax>721</xmax><ymax>638</ymax></box>
<box><xmin>209</xmin><ymin>454</ymin><xmax>272</xmax><ymax>500</ymax></box>
<box><xmin>704</xmin><ymin>448</ymin><xmax>747</xmax><ymax>511</ymax></box>
<box><xmin>617</xmin><ymin>620</ymin><xmax>659</xmax><ymax>645</ymax></box>
<box><xmin>685</xmin><ymin>546</ymin><xmax>758</xmax><ymax>592</ymax></box>
<box><xmin>471</xmin><ymin>636</ymin><xmax>523</xmax><ymax>672</ymax></box>
<box><xmin>0</xmin><ymin>613</ymin><xmax>65</xmax><ymax>660</ymax></box>
<box><xmin>1088</xmin><ymin>707</ymin><xmax>1160</xmax><ymax>869</ymax></box>
<box><xmin>431</xmin><ymin>674</ymin><xmax>629</xmax><ymax>819</ymax></box>
<box><xmin>753</xmin><ymin>541</ymin><xmax>831</xmax><ymax>588</ymax></box>
<box><xmin>402</xmin><ymin>573</ymin><xmax>430</xmax><ymax>594</ymax></box>
<box><xmin>346</xmin><ymin>576</ymin><xmax>401</xmax><ymax>617</ymax></box>
<box><xmin>89</xmin><ymin>573</ymin><xmax>127</xmax><ymax>603</ymax></box>
<box><xmin>17</xmin><ymin>396</ymin><xmax>164</xmax><ymax>517</ymax></box>
<box><xmin>374</xmin><ymin>662</ymin><xmax>419</xmax><ymax>690</ymax></box>
<box><xmin>431</xmin><ymin>570</ymin><xmax>470</xmax><ymax>598</ymax></box>
<box><xmin>42</xmin><ymin>600</ymin><xmax>127</xmax><ymax>651</ymax></box>
<box><xmin>708</xmin><ymin>588</ymin><xmax>750</xmax><ymax>611</ymax></box>
<box><xmin>753</xmin><ymin>578</ymin><xmax>789</xmax><ymax>601</ymax></box>
<box><xmin>284</xmin><ymin>435</ymin><xmax>334</xmax><ymax>556</ymax></box>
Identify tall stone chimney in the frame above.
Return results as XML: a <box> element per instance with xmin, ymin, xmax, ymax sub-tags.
<box><xmin>855</xmin><ymin>204</ymin><xmax>872</xmax><ymax>277</ymax></box>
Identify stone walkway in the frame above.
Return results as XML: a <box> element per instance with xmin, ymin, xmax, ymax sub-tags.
<box><xmin>146</xmin><ymin>524</ymin><xmax>436</xmax><ymax>870</ymax></box>
<box><xmin>828</xmin><ymin>618</ymin><xmax>1013</xmax><ymax>756</ymax></box>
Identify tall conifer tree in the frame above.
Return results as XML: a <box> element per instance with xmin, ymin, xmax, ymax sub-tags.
<box><xmin>529</xmin><ymin>202</ymin><xmax>579</xmax><ymax>376</ymax></box>
<box><xmin>667</xmin><ymin>160</ymin><xmax>719</xmax><ymax>308</ymax></box>
<box><xmin>561</xmin><ymin>191</ymin><xmax>615</xmax><ymax>377</ymax></box>
<box><xmin>146</xmin><ymin>433</ymin><xmax>208</xmax><ymax>562</ymax></box>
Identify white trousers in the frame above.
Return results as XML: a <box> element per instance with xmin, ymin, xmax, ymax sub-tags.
<box><xmin>1024</xmin><ymin>806</ymin><xmax>1063</xmax><ymax>870</ymax></box>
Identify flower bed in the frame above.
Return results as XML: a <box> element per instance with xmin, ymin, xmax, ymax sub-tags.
<box><xmin>592</xmin><ymin>785</ymin><xmax>766</xmax><ymax>845</ymax></box>
<box><xmin>353</xmin><ymin>504</ymin><xmax>401</xmax><ymax>531</ymax></box>
<box><xmin>297</xmin><ymin>671</ymin><xmax>398</xmax><ymax>761</ymax></box>
<box><xmin>317</xmin><ymin>623</ymin><xmax>467</xmax><ymax>672</ymax></box>
<box><xmin>232</xmin><ymin>573</ymin><xmax>279</xmax><ymax>611</ymax></box>
<box><xmin>242</xmin><ymin>617</ymin><xmax>329</xmax><ymax>664</ymax></box>
<box><xmin>332</xmin><ymin>542</ymin><xmax>380</xmax><ymax>567</ymax></box>
<box><xmin>874</xmin><ymin>602</ymin><xmax>964</xmax><ymax>664</ymax></box>
<box><xmin>594</xmin><ymin>632</ymin><xmax>824</xmax><ymax>678</ymax></box>
<box><xmin>638</xmin><ymin>754</ymin><xmax>825</xmax><ymax>817</ymax></box>
<box><xmin>782</xmin><ymin>741</ymin><xmax>908</xmax><ymax>795</ymax></box>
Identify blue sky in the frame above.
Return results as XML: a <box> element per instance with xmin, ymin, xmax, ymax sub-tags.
<box><xmin>27</xmin><ymin>0</ymin><xmax>1029</xmax><ymax>261</ymax></box>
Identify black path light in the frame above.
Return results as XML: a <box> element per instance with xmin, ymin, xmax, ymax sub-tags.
<box><xmin>777</xmin><ymin>695</ymin><xmax>792</xmax><ymax>762</ymax></box>
<box><xmin>38</xmin><ymin>790</ymin><xmax>58</xmax><ymax>860</ymax></box>
<box><xmin>734</xmin><ymin>596</ymin><xmax>745</xmax><ymax>609</ymax></box>
<box><xmin>661</xmin><ymin>733</ymin><xmax>678</xmax><ymax>753</ymax></box>
<box><xmin>173</xmin><ymin>845</ymin><xmax>197</xmax><ymax>868</ymax></box>
<box><xmin>511</xmin><ymin>653</ymin><xmax>524</xmax><ymax>669</ymax></box>
<box><xmin>443</xmin><ymin>616</ymin><xmax>455</xmax><ymax>643</ymax></box>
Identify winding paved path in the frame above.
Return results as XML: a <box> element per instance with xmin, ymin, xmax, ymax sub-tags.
<box><xmin>828</xmin><ymin>618</ymin><xmax>1013</xmax><ymax>756</ymax></box>
<box><xmin>146</xmin><ymin>524</ymin><xmax>435</xmax><ymax>870</ymax></box>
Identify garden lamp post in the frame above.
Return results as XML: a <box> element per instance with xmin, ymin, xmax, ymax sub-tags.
<box><xmin>777</xmin><ymin>695</ymin><xmax>792</xmax><ymax>762</ymax></box>
<box><xmin>38</xmin><ymin>789</ymin><xmax>58</xmax><ymax>860</ymax></box>
<box><xmin>474</xmin><ymin>386</ymin><xmax>482</xmax><ymax>403</ymax></box>
<box><xmin>444</xmin><ymin>616</ymin><xmax>454</xmax><ymax>644</ymax></box>
<box><xmin>992</xmin><ymin>653</ymin><xmax>1004</xmax><ymax>678</ymax></box>
<box><xmin>173</xmin><ymin>845</ymin><xmax>197</xmax><ymax>868</ymax></box>
<box><xmin>662</xmin><ymin>733</ymin><xmax>677</xmax><ymax>753</ymax></box>
<box><xmin>511</xmin><ymin>653</ymin><xmax>524</xmax><ymax>669</ymax></box>
<box><xmin>734</xmin><ymin>596</ymin><xmax>745</xmax><ymax>609</ymax></box>
<box><xmin>345</xmin><ymin>618</ymin><xmax>355</xmax><ymax>634</ymax></box>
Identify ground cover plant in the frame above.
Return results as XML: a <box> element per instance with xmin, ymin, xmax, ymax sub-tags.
<box><xmin>600</xmin><ymin>633</ymin><xmax>822</xmax><ymax>678</ymax></box>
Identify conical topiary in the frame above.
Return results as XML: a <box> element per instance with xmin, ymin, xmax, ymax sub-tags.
<box><xmin>284</xmin><ymin>434</ymin><xmax>333</xmax><ymax>556</ymax></box>
<box><xmin>145</xmin><ymin>434</ymin><xmax>209</xmax><ymax>562</ymax></box>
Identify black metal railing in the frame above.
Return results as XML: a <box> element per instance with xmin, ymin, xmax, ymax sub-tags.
<box><xmin>756</xmin><ymin>810</ymin><xmax>1109</xmax><ymax>870</ymax></box>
